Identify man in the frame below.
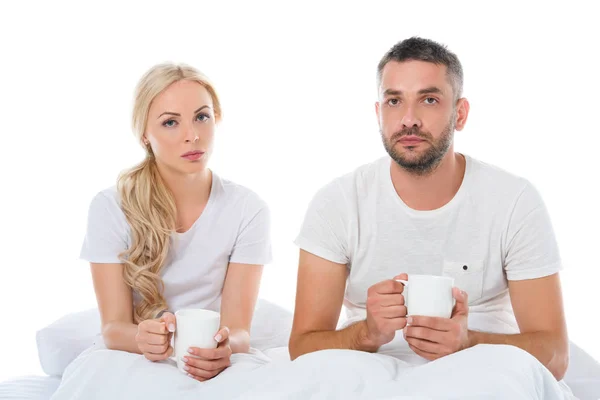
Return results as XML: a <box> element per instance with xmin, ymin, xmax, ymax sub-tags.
<box><xmin>289</xmin><ymin>37</ymin><xmax>569</xmax><ymax>382</ymax></box>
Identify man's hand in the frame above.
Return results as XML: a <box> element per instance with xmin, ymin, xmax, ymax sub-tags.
<box><xmin>364</xmin><ymin>273</ymin><xmax>409</xmax><ymax>349</ymax></box>
<box><xmin>404</xmin><ymin>287</ymin><xmax>470</xmax><ymax>360</ymax></box>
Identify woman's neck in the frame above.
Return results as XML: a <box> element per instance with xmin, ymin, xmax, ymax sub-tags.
<box><xmin>157</xmin><ymin>163</ymin><xmax>213</xmax><ymax>208</ymax></box>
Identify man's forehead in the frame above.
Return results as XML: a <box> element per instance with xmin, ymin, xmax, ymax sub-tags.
<box><xmin>381</xmin><ymin>60</ymin><xmax>450</xmax><ymax>91</ymax></box>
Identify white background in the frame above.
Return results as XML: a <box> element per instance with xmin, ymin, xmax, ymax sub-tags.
<box><xmin>0</xmin><ymin>0</ymin><xmax>598</xmax><ymax>383</ymax></box>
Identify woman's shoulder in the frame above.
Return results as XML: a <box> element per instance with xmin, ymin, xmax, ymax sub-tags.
<box><xmin>86</xmin><ymin>186</ymin><xmax>125</xmax><ymax>218</ymax></box>
<box><xmin>214</xmin><ymin>174</ymin><xmax>269</xmax><ymax>213</ymax></box>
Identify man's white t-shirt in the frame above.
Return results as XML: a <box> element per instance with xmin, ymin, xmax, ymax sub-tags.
<box><xmin>295</xmin><ymin>154</ymin><xmax>562</xmax><ymax>363</ymax></box>
<box><xmin>80</xmin><ymin>171</ymin><xmax>272</xmax><ymax>314</ymax></box>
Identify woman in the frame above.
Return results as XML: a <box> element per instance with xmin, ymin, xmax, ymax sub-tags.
<box><xmin>80</xmin><ymin>63</ymin><xmax>271</xmax><ymax>382</ymax></box>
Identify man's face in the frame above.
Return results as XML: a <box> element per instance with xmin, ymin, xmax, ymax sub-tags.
<box><xmin>376</xmin><ymin>60</ymin><xmax>461</xmax><ymax>175</ymax></box>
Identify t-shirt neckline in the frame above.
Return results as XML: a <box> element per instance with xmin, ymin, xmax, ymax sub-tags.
<box><xmin>175</xmin><ymin>170</ymin><xmax>219</xmax><ymax>236</ymax></box>
<box><xmin>384</xmin><ymin>153</ymin><xmax>472</xmax><ymax>218</ymax></box>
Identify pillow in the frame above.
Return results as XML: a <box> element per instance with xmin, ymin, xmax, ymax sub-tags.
<box><xmin>564</xmin><ymin>341</ymin><xmax>600</xmax><ymax>400</ymax></box>
<box><xmin>36</xmin><ymin>299</ymin><xmax>293</xmax><ymax>377</ymax></box>
<box><xmin>36</xmin><ymin>308</ymin><xmax>101</xmax><ymax>376</ymax></box>
<box><xmin>249</xmin><ymin>298</ymin><xmax>293</xmax><ymax>350</ymax></box>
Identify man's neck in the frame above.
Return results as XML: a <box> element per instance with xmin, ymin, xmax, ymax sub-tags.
<box><xmin>390</xmin><ymin>151</ymin><xmax>466</xmax><ymax>211</ymax></box>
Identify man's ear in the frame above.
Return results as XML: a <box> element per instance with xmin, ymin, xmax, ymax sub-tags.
<box><xmin>454</xmin><ymin>98</ymin><xmax>470</xmax><ymax>131</ymax></box>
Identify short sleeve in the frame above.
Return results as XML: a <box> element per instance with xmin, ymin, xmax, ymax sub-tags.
<box><xmin>80</xmin><ymin>191</ymin><xmax>130</xmax><ymax>264</ymax></box>
<box><xmin>229</xmin><ymin>195</ymin><xmax>272</xmax><ymax>265</ymax></box>
<box><xmin>504</xmin><ymin>181</ymin><xmax>563</xmax><ymax>280</ymax></box>
<box><xmin>293</xmin><ymin>180</ymin><xmax>349</xmax><ymax>265</ymax></box>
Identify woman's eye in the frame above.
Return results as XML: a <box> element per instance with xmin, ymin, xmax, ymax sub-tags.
<box><xmin>163</xmin><ymin>119</ymin><xmax>177</xmax><ymax>127</ymax></box>
<box><xmin>196</xmin><ymin>113</ymin><xmax>210</xmax><ymax>122</ymax></box>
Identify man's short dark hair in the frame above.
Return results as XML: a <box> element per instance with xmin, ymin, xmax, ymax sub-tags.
<box><xmin>377</xmin><ymin>37</ymin><xmax>464</xmax><ymax>100</ymax></box>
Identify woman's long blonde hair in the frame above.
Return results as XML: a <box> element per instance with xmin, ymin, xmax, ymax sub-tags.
<box><xmin>117</xmin><ymin>63</ymin><xmax>222</xmax><ymax>324</ymax></box>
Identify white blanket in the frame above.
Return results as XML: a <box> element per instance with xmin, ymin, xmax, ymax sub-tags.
<box><xmin>51</xmin><ymin>342</ymin><xmax>577</xmax><ymax>399</ymax></box>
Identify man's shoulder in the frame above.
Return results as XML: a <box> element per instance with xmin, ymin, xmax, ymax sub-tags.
<box><xmin>466</xmin><ymin>155</ymin><xmax>538</xmax><ymax>206</ymax></box>
<box><xmin>314</xmin><ymin>156</ymin><xmax>387</xmax><ymax>201</ymax></box>
<box><xmin>468</xmin><ymin>156</ymin><xmax>523</xmax><ymax>181</ymax></box>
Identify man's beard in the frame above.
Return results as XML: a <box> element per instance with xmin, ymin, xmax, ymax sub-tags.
<box><xmin>381</xmin><ymin>117</ymin><xmax>455</xmax><ymax>176</ymax></box>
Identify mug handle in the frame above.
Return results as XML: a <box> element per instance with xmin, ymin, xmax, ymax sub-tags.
<box><xmin>169</xmin><ymin>317</ymin><xmax>177</xmax><ymax>361</ymax></box>
<box><xmin>157</xmin><ymin>309</ymin><xmax>178</xmax><ymax>360</ymax></box>
<box><xmin>394</xmin><ymin>279</ymin><xmax>409</xmax><ymax>312</ymax></box>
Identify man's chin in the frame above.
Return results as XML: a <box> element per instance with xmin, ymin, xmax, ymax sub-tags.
<box><xmin>391</xmin><ymin>153</ymin><xmax>439</xmax><ymax>173</ymax></box>
<box><xmin>394</xmin><ymin>142</ymin><xmax>430</xmax><ymax>156</ymax></box>
<box><xmin>395</xmin><ymin>152</ymin><xmax>427</xmax><ymax>166</ymax></box>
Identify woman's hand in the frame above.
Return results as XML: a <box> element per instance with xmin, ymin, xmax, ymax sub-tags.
<box><xmin>135</xmin><ymin>312</ymin><xmax>176</xmax><ymax>361</ymax></box>
<box><xmin>183</xmin><ymin>327</ymin><xmax>232</xmax><ymax>381</ymax></box>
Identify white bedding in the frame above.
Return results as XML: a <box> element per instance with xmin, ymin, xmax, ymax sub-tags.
<box><xmin>48</xmin><ymin>341</ymin><xmax>577</xmax><ymax>400</ymax></box>
<box><xmin>2</xmin><ymin>300</ymin><xmax>599</xmax><ymax>400</ymax></box>
<box><xmin>3</xmin><ymin>346</ymin><xmax>600</xmax><ymax>400</ymax></box>
<box><xmin>0</xmin><ymin>376</ymin><xmax>61</xmax><ymax>400</ymax></box>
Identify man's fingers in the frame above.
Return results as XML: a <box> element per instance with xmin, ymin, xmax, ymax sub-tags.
<box><xmin>367</xmin><ymin>293</ymin><xmax>405</xmax><ymax>310</ymax></box>
<box><xmin>379</xmin><ymin>294</ymin><xmax>406</xmax><ymax>307</ymax></box>
<box><xmin>393</xmin><ymin>273</ymin><xmax>408</xmax><ymax>281</ymax></box>
<box><xmin>452</xmin><ymin>287</ymin><xmax>469</xmax><ymax>317</ymax></box>
<box><xmin>404</xmin><ymin>326</ymin><xmax>447</xmax><ymax>343</ymax></box>
<box><xmin>408</xmin><ymin>343</ymin><xmax>440</xmax><ymax>361</ymax></box>
<box><xmin>370</xmin><ymin>279</ymin><xmax>405</xmax><ymax>295</ymax></box>
<box><xmin>409</xmin><ymin>316</ymin><xmax>453</xmax><ymax>331</ymax></box>
<box><xmin>382</xmin><ymin>316</ymin><xmax>408</xmax><ymax>332</ymax></box>
<box><xmin>377</xmin><ymin>305</ymin><xmax>407</xmax><ymax>319</ymax></box>
<box><xmin>405</xmin><ymin>336</ymin><xmax>445</xmax><ymax>355</ymax></box>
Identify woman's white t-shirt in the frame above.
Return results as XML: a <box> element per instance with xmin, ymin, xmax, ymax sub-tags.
<box><xmin>80</xmin><ymin>171</ymin><xmax>272</xmax><ymax>313</ymax></box>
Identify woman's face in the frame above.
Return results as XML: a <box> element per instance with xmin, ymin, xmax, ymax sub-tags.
<box><xmin>144</xmin><ymin>80</ymin><xmax>216</xmax><ymax>175</ymax></box>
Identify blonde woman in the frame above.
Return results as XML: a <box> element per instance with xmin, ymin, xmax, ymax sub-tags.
<box><xmin>79</xmin><ymin>63</ymin><xmax>271</xmax><ymax>382</ymax></box>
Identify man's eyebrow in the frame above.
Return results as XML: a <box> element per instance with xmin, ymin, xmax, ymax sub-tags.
<box><xmin>417</xmin><ymin>86</ymin><xmax>444</xmax><ymax>95</ymax></box>
<box><xmin>382</xmin><ymin>87</ymin><xmax>444</xmax><ymax>96</ymax></box>
<box><xmin>383</xmin><ymin>89</ymin><xmax>402</xmax><ymax>96</ymax></box>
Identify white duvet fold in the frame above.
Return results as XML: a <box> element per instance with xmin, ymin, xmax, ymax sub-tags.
<box><xmin>50</xmin><ymin>343</ymin><xmax>577</xmax><ymax>400</ymax></box>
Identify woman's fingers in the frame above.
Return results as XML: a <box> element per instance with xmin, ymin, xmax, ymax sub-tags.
<box><xmin>214</xmin><ymin>326</ymin><xmax>230</xmax><ymax>343</ymax></box>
